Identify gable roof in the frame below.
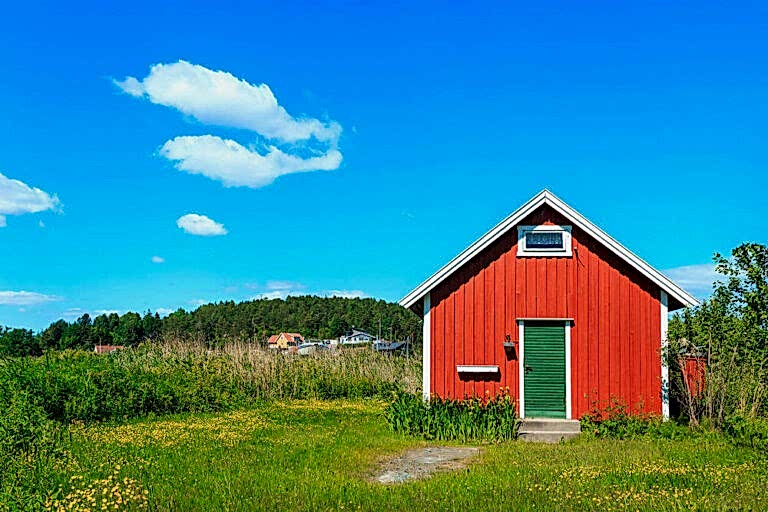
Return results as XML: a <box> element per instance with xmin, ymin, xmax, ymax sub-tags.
<box><xmin>400</xmin><ymin>189</ymin><xmax>699</xmax><ymax>312</ymax></box>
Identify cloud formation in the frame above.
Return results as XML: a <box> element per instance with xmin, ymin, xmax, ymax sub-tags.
<box><xmin>663</xmin><ymin>263</ymin><xmax>720</xmax><ymax>297</ymax></box>
<box><xmin>116</xmin><ymin>61</ymin><xmax>342</xmax><ymax>188</ymax></box>
<box><xmin>0</xmin><ymin>173</ymin><xmax>60</xmax><ymax>227</ymax></box>
<box><xmin>176</xmin><ymin>213</ymin><xmax>228</xmax><ymax>236</ymax></box>
<box><xmin>151</xmin><ymin>255</ymin><xmax>165</xmax><ymax>263</ymax></box>
<box><xmin>160</xmin><ymin>135</ymin><xmax>341</xmax><ymax>188</ymax></box>
<box><xmin>326</xmin><ymin>289</ymin><xmax>368</xmax><ymax>299</ymax></box>
<box><xmin>0</xmin><ymin>291</ymin><xmax>60</xmax><ymax>306</ymax></box>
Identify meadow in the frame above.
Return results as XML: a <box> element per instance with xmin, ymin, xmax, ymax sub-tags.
<box><xmin>2</xmin><ymin>342</ymin><xmax>767</xmax><ymax>511</ymax></box>
<box><xmin>20</xmin><ymin>400</ymin><xmax>768</xmax><ymax>511</ymax></box>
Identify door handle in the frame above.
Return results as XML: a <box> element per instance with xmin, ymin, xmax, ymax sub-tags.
<box><xmin>525</xmin><ymin>365</ymin><xmax>533</xmax><ymax>374</ymax></box>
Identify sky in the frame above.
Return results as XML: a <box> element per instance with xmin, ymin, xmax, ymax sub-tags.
<box><xmin>1</xmin><ymin>1</ymin><xmax>766</xmax><ymax>330</ymax></box>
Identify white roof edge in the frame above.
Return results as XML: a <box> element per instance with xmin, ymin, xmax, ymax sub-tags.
<box><xmin>399</xmin><ymin>189</ymin><xmax>700</xmax><ymax>310</ymax></box>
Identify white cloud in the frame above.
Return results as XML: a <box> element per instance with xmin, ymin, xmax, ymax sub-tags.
<box><xmin>251</xmin><ymin>290</ymin><xmax>292</xmax><ymax>300</ymax></box>
<box><xmin>176</xmin><ymin>213</ymin><xmax>227</xmax><ymax>236</ymax></box>
<box><xmin>151</xmin><ymin>255</ymin><xmax>165</xmax><ymax>263</ymax></box>
<box><xmin>114</xmin><ymin>61</ymin><xmax>341</xmax><ymax>143</ymax></box>
<box><xmin>326</xmin><ymin>289</ymin><xmax>368</xmax><ymax>299</ymax></box>
<box><xmin>116</xmin><ymin>61</ymin><xmax>342</xmax><ymax>189</ymax></box>
<box><xmin>663</xmin><ymin>263</ymin><xmax>721</xmax><ymax>297</ymax></box>
<box><xmin>62</xmin><ymin>308</ymin><xmax>84</xmax><ymax>319</ymax></box>
<box><xmin>0</xmin><ymin>290</ymin><xmax>61</xmax><ymax>306</ymax></box>
<box><xmin>266</xmin><ymin>280</ymin><xmax>305</xmax><ymax>291</ymax></box>
<box><xmin>190</xmin><ymin>299</ymin><xmax>207</xmax><ymax>306</ymax></box>
<box><xmin>95</xmin><ymin>309</ymin><xmax>121</xmax><ymax>316</ymax></box>
<box><xmin>0</xmin><ymin>173</ymin><xmax>60</xmax><ymax>227</ymax></box>
<box><xmin>154</xmin><ymin>307</ymin><xmax>175</xmax><ymax>317</ymax></box>
<box><xmin>160</xmin><ymin>135</ymin><xmax>341</xmax><ymax>188</ymax></box>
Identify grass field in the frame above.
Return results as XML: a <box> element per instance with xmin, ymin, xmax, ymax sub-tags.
<box><xmin>32</xmin><ymin>399</ymin><xmax>768</xmax><ymax>511</ymax></box>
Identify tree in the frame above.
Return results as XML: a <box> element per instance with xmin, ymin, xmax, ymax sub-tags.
<box><xmin>668</xmin><ymin>243</ymin><xmax>768</xmax><ymax>424</ymax></box>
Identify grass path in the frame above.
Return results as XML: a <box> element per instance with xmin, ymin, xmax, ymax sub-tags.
<box><xmin>47</xmin><ymin>400</ymin><xmax>767</xmax><ymax>511</ymax></box>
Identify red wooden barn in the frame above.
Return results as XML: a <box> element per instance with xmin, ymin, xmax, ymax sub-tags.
<box><xmin>400</xmin><ymin>190</ymin><xmax>698</xmax><ymax>420</ymax></box>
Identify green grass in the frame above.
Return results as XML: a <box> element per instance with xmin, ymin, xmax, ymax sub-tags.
<box><xmin>30</xmin><ymin>400</ymin><xmax>768</xmax><ymax>511</ymax></box>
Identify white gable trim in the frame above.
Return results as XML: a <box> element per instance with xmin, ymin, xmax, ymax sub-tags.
<box><xmin>400</xmin><ymin>190</ymin><xmax>699</xmax><ymax>310</ymax></box>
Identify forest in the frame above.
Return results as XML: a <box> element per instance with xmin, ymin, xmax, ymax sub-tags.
<box><xmin>0</xmin><ymin>296</ymin><xmax>422</xmax><ymax>357</ymax></box>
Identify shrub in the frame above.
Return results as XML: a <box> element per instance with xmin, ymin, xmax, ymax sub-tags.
<box><xmin>385</xmin><ymin>390</ymin><xmax>521</xmax><ymax>442</ymax></box>
<box><xmin>580</xmin><ymin>398</ymin><xmax>693</xmax><ymax>440</ymax></box>
<box><xmin>722</xmin><ymin>415</ymin><xmax>768</xmax><ymax>454</ymax></box>
<box><xmin>0</xmin><ymin>386</ymin><xmax>63</xmax><ymax>511</ymax></box>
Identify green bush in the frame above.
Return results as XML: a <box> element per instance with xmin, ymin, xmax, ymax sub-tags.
<box><xmin>579</xmin><ymin>398</ymin><xmax>693</xmax><ymax>440</ymax></box>
<box><xmin>0</xmin><ymin>386</ymin><xmax>63</xmax><ymax>511</ymax></box>
<box><xmin>723</xmin><ymin>415</ymin><xmax>768</xmax><ymax>454</ymax></box>
<box><xmin>385</xmin><ymin>391</ymin><xmax>521</xmax><ymax>442</ymax></box>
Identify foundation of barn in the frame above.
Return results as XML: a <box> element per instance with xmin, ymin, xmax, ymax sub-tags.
<box><xmin>518</xmin><ymin>418</ymin><xmax>581</xmax><ymax>443</ymax></box>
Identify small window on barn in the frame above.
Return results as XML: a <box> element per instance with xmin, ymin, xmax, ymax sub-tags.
<box><xmin>517</xmin><ymin>225</ymin><xmax>572</xmax><ymax>257</ymax></box>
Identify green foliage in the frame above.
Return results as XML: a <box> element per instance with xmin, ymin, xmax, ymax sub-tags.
<box><xmin>580</xmin><ymin>398</ymin><xmax>693</xmax><ymax>440</ymax></box>
<box><xmin>0</xmin><ymin>296</ymin><xmax>422</xmax><ymax>356</ymax></box>
<box><xmin>0</xmin><ymin>327</ymin><xmax>40</xmax><ymax>357</ymax></box>
<box><xmin>385</xmin><ymin>391</ymin><xmax>521</xmax><ymax>442</ymax></box>
<box><xmin>722</xmin><ymin>415</ymin><xmax>768</xmax><ymax>454</ymax></box>
<box><xmin>0</xmin><ymin>381</ymin><xmax>64</xmax><ymax>511</ymax></box>
<box><xmin>668</xmin><ymin>242</ymin><xmax>768</xmax><ymax>425</ymax></box>
<box><xmin>0</xmin><ymin>343</ymin><xmax>420</xmax><ymax>424</ymax></box>
<box><xmin>12</xmin><ymin>401</ymin><xmax>768</xmax><ymax>511</ymax></box>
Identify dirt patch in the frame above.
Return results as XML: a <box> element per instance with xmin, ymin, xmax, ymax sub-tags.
<box><xmin>372</xmin><ymin>446</ymin><xmax>482</xmax><ymax>484</ymax></box>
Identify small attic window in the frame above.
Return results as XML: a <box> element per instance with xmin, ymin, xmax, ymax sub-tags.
<box><xmin>517</xmin><ymin>225</ymin><xmax>572</xmax><ymax>257</ymax></box>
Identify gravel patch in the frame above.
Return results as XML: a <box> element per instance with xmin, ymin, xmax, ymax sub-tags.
<box><xmin>373</xmin><ymin>446</ymin><xmax>482</xmax><ymax>484</ymax></box>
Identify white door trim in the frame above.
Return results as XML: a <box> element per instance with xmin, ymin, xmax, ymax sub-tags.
<box><xmin>518</xmin><ymin>319</ymin><xmax>573</xmax><ymax>419</ymax></box>
<box><xmin>660</xmin><ymin>290</ymin><xmax>670</xmax><ymax>420</ymax></box>
<box><xmin>518</xmin><ymin>320</ymin><xmax>525</xmax><ymax>417</ymax></box>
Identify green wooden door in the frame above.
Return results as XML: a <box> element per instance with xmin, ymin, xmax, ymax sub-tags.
<box><xmin>524</xmin><ymin>322</ymin><xmax>566</xmax><ymax>418</ymax></box>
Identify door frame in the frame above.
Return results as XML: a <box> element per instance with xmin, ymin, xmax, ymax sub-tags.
<box><xmin>517</xmin><ymin>319</ymin><xmax>572</xmax><ymax>419</ymax></box>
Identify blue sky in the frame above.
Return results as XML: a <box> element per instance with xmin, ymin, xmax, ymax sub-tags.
<box><xmin>1</xmin><ymin>1</ymin><xmax>766</xmax><ymax>330</ymax></box>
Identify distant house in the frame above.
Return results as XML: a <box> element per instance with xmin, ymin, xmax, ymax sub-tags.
<box><xmin>339</xmin><ymin>328</ymin><xmax>375</xmax><ymax>345</ymax></box>
<box><xmin>267</xmin><ymin>332</ymin><xmax>305</xmax><ymax>350</ymax></box>
<box><xmin>94</xmin><ymin>345</ymin><xmax>124</xmax><ymax>354</ymax></box>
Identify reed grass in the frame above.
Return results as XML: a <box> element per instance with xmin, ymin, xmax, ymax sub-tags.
<box><xmin>0</xmin><ymin>339</ymin><xmax>420</xmax><ymax>424</ymax></box>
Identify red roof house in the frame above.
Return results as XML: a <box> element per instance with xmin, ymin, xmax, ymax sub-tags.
<box><xmin>267</xmin><ymin>332</ymin><xmax>305</xmax><ymax>350</ymax></box>
<box><xmin>400</xmin><ymin>190</ymin><xmax>698</xmax><ymax>420</ymax></box>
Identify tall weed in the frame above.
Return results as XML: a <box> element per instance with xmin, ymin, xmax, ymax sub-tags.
<box><xmin>385</xmin><ymin>390</ymin><xmax>521</xmax><ymax>442</ymax></box>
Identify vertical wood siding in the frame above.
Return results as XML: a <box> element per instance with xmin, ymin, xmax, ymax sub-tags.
<box><xmin>429</xmin><ymin>205</ymin><xmax>663</xmax><ymax>417</ymax></box>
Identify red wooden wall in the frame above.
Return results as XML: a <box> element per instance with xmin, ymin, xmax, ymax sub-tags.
<box><xmin>428</xmin><ymin>205</ymin><xmax>663</xmax><ymax>418</ymax></box>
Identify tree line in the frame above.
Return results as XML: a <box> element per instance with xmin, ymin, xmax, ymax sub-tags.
<box><xmin>0</xmin><ymin>296</ymin><xmax>422</xmax><ymax>357</ymax></box>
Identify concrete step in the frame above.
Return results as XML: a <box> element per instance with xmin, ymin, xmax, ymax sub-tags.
<box><xmin>520</xmin><ymin>418</ymin><xmax>581</xmax><ymax>433</ymax></box>
<box><xmin>518</xmin><ymin>431</ymin><xmax>580</xmax><ymax>443</ymax></box>
<box><xmin>518</xmin><ymin>419</ymin><xmax>581</xmax><ymax>443</ymax></box>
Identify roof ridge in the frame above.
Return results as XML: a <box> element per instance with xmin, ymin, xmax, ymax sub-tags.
<box><xmin>399</xmin><ymin>190</ymin><xmax>699</xmax><ymax>310</ymax></box>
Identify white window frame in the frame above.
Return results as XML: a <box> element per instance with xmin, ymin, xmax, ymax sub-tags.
<box><xmin>517</xmin><ymin>225</ymin><xmax>572</xmax><ymax>257</ymax></box>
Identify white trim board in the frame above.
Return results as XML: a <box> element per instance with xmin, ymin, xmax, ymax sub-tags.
<box><xmin>660</xmin><ymin>290</ymin><xmax>670</xmax><ymax>420</ymax></box>
<box><xmin>400</xmin><ymin>189</ymin><xmax>699</xmax><ymax>310</ymax></box>
<box><xmin>422</xmin><ymin>293</ymin><xmax>431</xmax><ymax>401</ymax></box>
<box><xmin>518</xmin><ymin>319</ymin><xmax>573</xmax><ymax>419</ymax></box>
<box><xmin>456</xmin><ymin>365</ymin><xmax>500</xmax><ymax>373</ymax></box>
